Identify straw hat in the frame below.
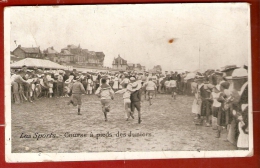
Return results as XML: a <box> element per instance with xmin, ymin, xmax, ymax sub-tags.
<box><xmin>131</xmin><ymin>82</ymin><xmax>142</xmax><ymax>91</ymax></box>
<box><xmin>225</xmin><ymin>68</ymin><xmax>247</xmax><ymax>80</ymax></box>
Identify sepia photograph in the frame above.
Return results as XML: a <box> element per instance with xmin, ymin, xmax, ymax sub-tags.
<box><xmin>4</xmin><ymin>3</ymin><xmax>252</xmax><ymax>162</ymax></box>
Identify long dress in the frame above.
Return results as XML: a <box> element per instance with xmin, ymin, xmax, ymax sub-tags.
<box><xmin>113</xmin><ymin>77</ymin><xmax>119</xmax><ymax>90</ymax></box>
<box><xmin>192</xmin><ymin>93</ymin><xmax>200</xmax><ymax>114</ymax></box>
<box><xmin>87</xmin><ymin>79</ymin><xmax>93</xmax><ymax>91</ymax></box>
<box><xmin>191</xmin><ymin>82</ymin><xmax>200</xmax><ymax>114</ymax></box>
<box><xmin>237</xmin><ymin>122</ymin><xmax>249</xmax><ymax>148</ymax></box>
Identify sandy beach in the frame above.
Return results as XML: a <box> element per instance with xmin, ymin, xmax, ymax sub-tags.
<box><xmin>11</xmin><ymin>94</ymin><xmax>236</xmax><ymax>153</ymax></box>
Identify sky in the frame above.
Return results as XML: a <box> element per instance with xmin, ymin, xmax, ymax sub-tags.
<box><xmin>7</xmin><ymin>3</ymin><xmax>250</xmax><ymax>72</ymax></box>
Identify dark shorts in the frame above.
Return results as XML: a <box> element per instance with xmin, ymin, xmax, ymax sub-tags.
<box><xmin>71</xmin><ymin>94</ymin><xmax>82</xmax><ymax>106</ymax></box>
<box><xmin>131</xmin><ymin>101</ymin><xmax>141</xmax><ymax>112</ymax></box>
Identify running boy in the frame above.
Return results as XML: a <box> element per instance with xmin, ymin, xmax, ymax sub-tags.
<box><xmin>67</xmin><ymin>76</ymin><xmax>86</xmax><ymax>115</ymax></box>
<box><xmin>144</xmin><ymin>78</ymin><xmax>157</xmax><ymax>105</ymax></box>
<box><xmin>95</xmin><ymin>78</ymin><xmax>115</xmax><ymax>121</ymax></box>
<box><xmin>115</xmin><ymin>87</ymin><xmax>132</xmax><ymax>121</ymax></box>
<box><xmin>130</xmin><ymin>82</ymin><xmax>142</xmax><ymax>124</ymax></box>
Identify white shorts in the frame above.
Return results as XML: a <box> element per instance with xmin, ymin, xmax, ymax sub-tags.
<box><xmin>124</xmin><ymin>98</ymin><xmax>131</xmax><ymax>106</ymax></box>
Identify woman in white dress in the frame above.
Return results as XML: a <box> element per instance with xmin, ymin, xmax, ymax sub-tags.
<box><xmin>113</xmin><ymin>74</ymin><xmax>119</xmax><ymax>90</ymax></box>
<box><xmin>87</xmin><ymin>78</ymin><xmax>93</xmax><ymax>94</ymax></box>
<box><xmin>191</xmin><ymin>80</ymin><xmax>200</xmax><ymax>118</ymax></box>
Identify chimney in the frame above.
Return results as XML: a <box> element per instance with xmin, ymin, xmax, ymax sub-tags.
<box><xmin>18</xmin><ymin>45</ymin><xmax>21</xmax><ymax>48</ymax></box>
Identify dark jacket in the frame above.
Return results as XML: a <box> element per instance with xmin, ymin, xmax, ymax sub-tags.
<box><xmin>130</xmin><ymin>90</ymin><xmax>141</xmax><ymax>102</ymax></box>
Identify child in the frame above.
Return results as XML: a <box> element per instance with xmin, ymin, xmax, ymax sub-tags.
<box><xmin>168</xmin><ymin>77</ymin><xmax>177</xmax><ymax>99</ymax></box>
<box><xmin>130</xmin><ymin>82</ymin><xmax>142</xmax><ymax>124</ymax></box>
<box><xmin>144</xmin><ymin>78</ymin><xmax>157</xmax><ymax>105</ymax></box>
<box><xmin>95</xmin><ymin>78</ymin><xmax>115</xmax><ymax>121</ymax></box>
<box><xmin>164</xmin><ymin>79</ymin><xmax>170</xmax><ymax>94</ymax></box>
<box><xmin>210</xmin><ymin>85</ymin><xmax>222</xmax><ymax>130</ymax></box>
<box><xmin>67</xmin><ymin>76</ymin><xmax>86</xmax><ymax>115</ymax></box>
<box><xmin>213</xmin><ymin>85</ymin><xmax>227</xmax><ymax>137</ymax></box>
<box><xmin>115</xmin><ymin>88</ymin><xmax>133</xmax><ymax>121</ymax></box>
<box><xmin>46</xmin><ymin>75</ymin><xmax>54</xmax><ymax>98</ymax></box>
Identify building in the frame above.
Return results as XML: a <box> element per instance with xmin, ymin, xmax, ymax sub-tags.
<box><xmin>127</xmin><ymin>63</ymin><xmax>135</xmax><ymax>70</ymax></box>
<box><xmin>60</xmin><ymin>50</ymin><xmax>75</xmax><ymax>64</ymax></box>
<box><xmin>61</xmin><ymin>44</ymin><xmax>82</xmax><ymax>55</ymax></box>
<box><xmin>12</xmin><ymin>45</ymin><xmax>42</xmax><ymax>59</ymax></box>
<box><xmin>95</xmin><ymin>52</ymin><xmax>105</xmax><ymax>67</ymax></box>
<box><xmin>43</xmin><ymin>47</ymin><xmax>60</xmax><ymax>63</ymax></box>
<box><xmin>60</xmin><ymin>44</ymin><xmax>105</xmax><ymax>67</ymax></box>
<box><xmin>112</xmin><ymin>55</ymin><xmax>128</xmax><ymax>70</ymax></box>
<box><xmin>134</xmin><ymin>63</ymin><xmax>143</xmax><ymax>71</ymax></box>
<box><xmin>112</xmin><ymin>55</ymin><xmax>146</xmax><ymax>72</ymax></box>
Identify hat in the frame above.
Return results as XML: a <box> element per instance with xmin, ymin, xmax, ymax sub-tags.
<box><xmin>221</xmin><ymin>65</ymin><xmax>238</xmax><ymax>72</ymax></box>
<box><xmin>65</xmin><ymin>79</ymin><xmax>72</xmax><ymax>84</ymax></box>
<box><xmin>130</xmin><ymin>77</ymin><xmax>136</xmax><ymax>81</ymax></box>
<box><xmin>194</xmin><ymin>75</ymin><xmax>205</xmax><ymax>81</ymax></box>
<box><xmin>196</xmin><ymin>72</ymin><xmax>203</xmax><ymax>76</ymax></box>
<box><xmin>75</xmin><ymin>76</ymin><xmax>80</xmax><ymax>80</ymax></box>
<box><xmin>131</xmin><ymin>82</ymin><xmax>142</xmax><ymax>91</ymax></box>
<box><xmin>214</xmin><ymin>71</ymin><xmax>223</xmax><ymax>76</ymax></box>
<box><xmin>225</xmin><ymin>68</ymin><xmax>248</xmax><ymax>80</ymax></box>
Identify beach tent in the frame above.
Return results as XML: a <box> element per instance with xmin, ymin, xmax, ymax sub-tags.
<box><xmin>11</xmin><ymin>58</ymin><xmax>66</xmax><ymax>70</ymax></box>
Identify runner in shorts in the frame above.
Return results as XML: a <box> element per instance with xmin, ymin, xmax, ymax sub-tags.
<box><xmin>144</xmin><ymin>78</ymin><xmax>157</xmax><ymax>105</ymax></box>
<box><xmin>115</xmin><ymin>87</ymin><xmax>132</xmax><ymax>121</ymax></box>
<box><xmin>95</xmin><ymin>78</ymin><xmax>115</xmax><ymax>121</ymax></box>
<box><xmin>67</xmin><ymin>76</ymin><xmax>86</xmax><ymax>115</ymax></box>
<box><xmin>168</xmin><ymin>77</ymin><xmax>177</xmax><ymax>99</ymax></box>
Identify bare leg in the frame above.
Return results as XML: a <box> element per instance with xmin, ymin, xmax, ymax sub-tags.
<box><xmin>102</xmin><ymin>106</ymin><xmax>107</xmax><ymax>121</ymax></box>
<box><xmin>138</xmin><ymin>110</ymin><xmax>141</xmax><ymax>124</ymax></box>
<box><xmin>78</xmin><ymin>105</ymin><xmax>81</xmax><ymax>115</ymax></box>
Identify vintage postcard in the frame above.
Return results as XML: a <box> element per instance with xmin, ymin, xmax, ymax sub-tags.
<box><xmin>4</xmin><ymin>3</ymin><xmax>252</xmax><ymax>162</ymax></box>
